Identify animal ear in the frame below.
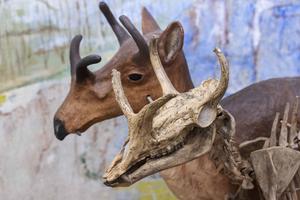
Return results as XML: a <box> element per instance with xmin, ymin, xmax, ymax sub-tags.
<box><xmin>141</xmin><ymin>7</ymin><xmax>160</xmax><ymax>34</ymax></box>
<box><xmin>157</xmin><ymin>21</ymin><xmax>184</xmax><ymax>65</ymax></box>
<box><xmin>197</xmin><ymin>105</ymin><xmax>217</xmax><ymax>128</ymax></box>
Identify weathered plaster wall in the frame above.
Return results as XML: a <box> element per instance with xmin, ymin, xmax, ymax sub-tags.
<box><xmin>0</xmin><ymin>81</ymin><xmax>176</xmax><ymax>200</ymax></box>
<box><xmin>1</xmin><ymin>0</ymin><xmax>300</xmax><ymax>199</ymax></box>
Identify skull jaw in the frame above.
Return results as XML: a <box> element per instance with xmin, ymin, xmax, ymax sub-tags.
<box><xmin>103</xmin><ymin>125</ymin><xmax>216</xmax><ymax>187</ymax></box>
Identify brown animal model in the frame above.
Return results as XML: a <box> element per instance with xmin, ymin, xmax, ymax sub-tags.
<box><xmin>53</xmin><ymin>2</ymin><xmax>300</xmax><ymax>199</ymax></box>
<box><xmin>53</xmin><ymin>2</ymin><xmax>193</xmax><ymax>139</ymax></box>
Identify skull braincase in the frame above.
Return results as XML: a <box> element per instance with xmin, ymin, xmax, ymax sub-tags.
<box><xmin>103</xmin><ymin>38</ymin><xmax>229</xmax><ymax>186</ymax></box>
<box><xmin>152</xmin><ymin>79</ymin><xmax>219</xmax><ymax>141</ymax></box>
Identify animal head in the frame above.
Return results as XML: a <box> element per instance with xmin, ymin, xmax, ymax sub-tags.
<box><xmin>103</xmin><ymin>38</ymin><xmax>232</xmax><ymax>187</ymax></box>
<box><xmin>53</xmin><ymin>2</ymin><xmax>193</xmax><ymax>140</ymax></box>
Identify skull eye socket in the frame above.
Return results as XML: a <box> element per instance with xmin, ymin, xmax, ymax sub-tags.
<box><xmin>128</xmin><ymin>73</ymin><xmax>143</xmax><ymax>82</ymax></box>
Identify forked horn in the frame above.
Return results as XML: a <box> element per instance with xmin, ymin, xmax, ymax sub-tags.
<box><xmin>149</xmin><ymin>38</ymin><xmax>178</xmax><ymax>95</ymax></box>
<box><xmin>119</xmin><ymin>15</ymin><xmax>149</xmax><ymax>57</ymax></box>
<box><xmin>99</xmin><ymin>2</ymin><xmax>130</xmax><ymax>46</ymax></box>
<box><xmin>70</xmin><ymin>35</ymin><xmax>81</xmax><ymax>75</ymax></box>
<box><xmin>70</xmin><ymin>35</ymin><xmax>101</xmax><ymax>83</ymax></box>
<box><xmin>211</xmin><ymin>48</ymin><xmax>229</xmax><ymax>104</ymax></box>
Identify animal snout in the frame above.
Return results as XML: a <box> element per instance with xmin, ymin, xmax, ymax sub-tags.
<box><xmin>53</xmin><ymin>118</ymin><xmax>68</xmax><ymax>141</ymax></box>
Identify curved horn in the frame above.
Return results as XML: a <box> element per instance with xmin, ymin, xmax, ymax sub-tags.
<box><xmin>119</xmin><ymin>15</ymin><xmax>149</xmax><ymax>57</ymax></box>
<box><xmin>195</xmin><ymin>48</ymin><xmax>229</xmax><ymax>128</ymax></box>
<box><xmin>211</xmin><ymin>48</ymin><xmax>229</xmax><ymax>104</ymax></box>
<box><xmin>70</xmin><ymin>35</ymin><xmax>82</xmax><ymax>75</ymax></box>
<box><xmin>76</xmin><ymin>55</ymin><xmax>102</xmax><ymax>83</ymax></box>
<box><xmin>149</xmin><ymin>38</ymin><xmax>178</xmax><ymax>95</ymax></box>
<box><xmin>69</xmin><ymin>34</ymin><xmax>101</xmax><ymax>83</ymax></box>
<box><xmin>99</xmin><ymin>2</ymin><xmax>130</xmax><ymax>45</ymax></box>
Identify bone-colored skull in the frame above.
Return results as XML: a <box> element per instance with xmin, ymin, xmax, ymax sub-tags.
<box><xmin>103</xmin><ymin>38</ymin><xmax>230</xmax><ymax>187</ymax></box>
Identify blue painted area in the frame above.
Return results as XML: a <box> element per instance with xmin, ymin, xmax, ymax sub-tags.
<box><xmin>257</xmin><ymin>2</ymin><xmax>300</xmax><ymax>80</ymax></box>
<box><xmin>176</xmin><ymin>0</ymin><xmax>300</xmax><ymax>94</ymax></box>
<box><xmin>179</xmin><ymin>0</ymin><xmax>258</xmax><ymax>94</ymax></box>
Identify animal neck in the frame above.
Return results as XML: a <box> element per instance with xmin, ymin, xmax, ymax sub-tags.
<box><xmin>160</xmin><ymin>132</ymin><xmax>251</xmax><ymax>199</ymax></box>
<box><xmin>160</xmin><ymin>153</ymin><xmax>236</xmax><ymax>200</ymax></box>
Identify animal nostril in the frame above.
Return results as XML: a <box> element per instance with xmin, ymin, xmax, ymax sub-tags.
<box><xmin>53</xmin><ymin>118</ymin><xmax>68</xmax><ymax>141</ymax></box>
<box><xmin>128</xmin><ymin>73</ymin><xmax>143</xmax><ymax>82</ymax></box>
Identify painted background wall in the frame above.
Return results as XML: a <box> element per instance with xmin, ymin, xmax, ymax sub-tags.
<box><xmin>0</xmin><ymin>0</ymin><xmax>300</xmax><ymax>199</ymax></box>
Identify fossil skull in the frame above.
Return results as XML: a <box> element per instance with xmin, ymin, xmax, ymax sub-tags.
<box><xmin>103</xmin><ymin>38</ymin><xmax>230</xmax><ymax>187</ymax></box>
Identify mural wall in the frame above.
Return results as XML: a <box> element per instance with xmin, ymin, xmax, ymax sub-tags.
<box><xmin>0</xmin><ymin>0</ymin><xmax>300</xmax><ymax>199</ymax></box>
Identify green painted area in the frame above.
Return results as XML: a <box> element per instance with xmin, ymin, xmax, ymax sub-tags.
<box><xmin>113</xmin><ymin>179</ymin><xmax>178</xmax><ymax>200</ymax></box>
<box><xmin>134</xmin><ymin>180</ymin><xmax>177</xmax><ymax>200</ymax></box>
<box><xmin>0</xmin><ymin>94</ymin><xmax>6</xmax><ymax>105</ymax></box>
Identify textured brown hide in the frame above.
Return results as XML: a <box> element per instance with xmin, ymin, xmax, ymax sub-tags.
<box><xmin>54</xmin><ymin>2</ymin><xmax>300</xmax><ymax>200</ymax></box>
<box><xmin>222</xmin><ymin>78</ymin><xmax>300</xmax><ymax>144</ymax></box>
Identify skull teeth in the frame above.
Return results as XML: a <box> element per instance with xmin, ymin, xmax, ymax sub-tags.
<box><xmin>149</xmin><ymin>140</ymin><xmax>185</xmax><ymax>159</ymax></box>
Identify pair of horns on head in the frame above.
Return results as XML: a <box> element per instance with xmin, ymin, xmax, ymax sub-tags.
<box><xmin>70</xmin><ymin>1</ymin><xmax>160</xmax><ymax>82</ymax></box>
<box><xmin>99</xmin><ymin>1</ymin><xmax>160</xmax><ymax>54</ymax></box>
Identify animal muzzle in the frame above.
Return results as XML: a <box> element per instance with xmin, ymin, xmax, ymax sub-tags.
<box><xmin>53</xmin><ymin>118</ymin><xmax>68</xmax><ymax>140</ymax></box>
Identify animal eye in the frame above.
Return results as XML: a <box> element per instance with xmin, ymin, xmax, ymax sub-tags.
<box><xmin>128</xmin><ymin>73</ymin><xmax>143</xmax><ymax>82</ymax></box>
